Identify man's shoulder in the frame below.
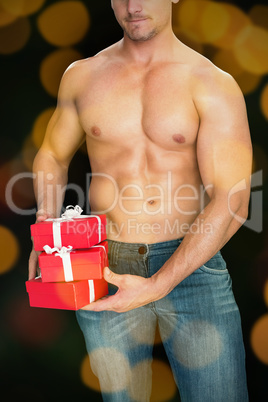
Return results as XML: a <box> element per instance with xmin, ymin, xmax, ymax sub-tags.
<box><xmin>64</xmin><ymin>42</ymin><xmax>120</xmax><ymax>78</ymax></box>
<box><xmin>182</xmin><ymin>49</ymin><xmax>245</xmax><ymax>122</ymax></box>
<box><xmin>57</xmin><ymin>42</ymin><xmax>121</xmax><ymax>99</ymax></box>
<box><xmin>186</xmin><ymin>48</ymin><xmax>240</xmax><ymax>95</ymax></box>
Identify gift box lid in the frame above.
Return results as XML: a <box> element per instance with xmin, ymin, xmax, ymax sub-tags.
<box><xmin>39</xmin><ymin>241</ymin><xmax>108</xmax><ymax>268</ymax></box>
<box><xmin>30</xmin><ymin>215</ymin><xmax>106</xmax><ymax>236</ymax></box>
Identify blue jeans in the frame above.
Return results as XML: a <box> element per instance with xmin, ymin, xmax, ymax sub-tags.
<box><xmin>76</xmin><ymin>239</ymin><xmax>248</xmax><ymax>401</ymax></box>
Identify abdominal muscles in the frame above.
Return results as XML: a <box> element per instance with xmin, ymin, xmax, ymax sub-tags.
<box><xmin>88</xmin><ymin>150</ymin><xmax>205</xmax><ymax>242</ymax></box>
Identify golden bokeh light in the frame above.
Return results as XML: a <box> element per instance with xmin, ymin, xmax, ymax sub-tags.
<box><xmin>0</xmin><ymin>5</ymin><xmax>18</xmax><ymax>27</ymax></box>
<box><xmin>80</xmin><ymin>354</ymin><xmax>101</xmax><ymax>392</ymax></box>
<box><xmin>251</xmin><ymin>314</ymin><xmax>268</xmax><ymax>365</ymax></box>
<box><xmin>80</xmin><ymin>353</ymin><xmax>177</xmax><ymax>401</ymax></box>
<box><xmin>32</xmin><ymin>108</ymin><xmax>55</xmax><ymax>149</ymax></box>
<box><xmin>175</xmin><ymin>0</ymin><xmax>250</xmax><ymax>48</ymax></box>
<box><xmin>0</xmin><ymin>0</ymin><xmax>46</xmax><ymax>17</ymax></box>
<box><xmin>173</xmin><ymin>321</ymin><xmax>222</xmax><ymax>369</ymax></box>
<box><xmin>0</xmin><ymin>225</ymin><xmax>19</xmax><ymax>274</ymax></box>
<box><xmin>37</xmin><ymin>1</ymin><xmax>90</xmax><ymax>47</ymax></box>
<box><xmin>88</xmin><ymin>348</ymin><xmax>131</xmax><ymax>393</ymax></box>
<box><xmin>174</xmin><ymin>0</ymin><xmax>204</xmax><ymax>43</ymax></box>
<box><xmin>200</xmin><ymin>2</ymin><xmax>230</xmax><ymax>44</ymax></box>
<box><xmin>40</xmin><ymin>48</ymin><xmax>82</xmax><ymax>97</ymax></box>
<box><xmin>213</xmin><ymin>49</ymin><xmax>244</xmax><ymax>78</ymax></box>
<box><xmin>234</xmin><ymin>25</ymin><xmax>268</xmax><ymax>75</ymax></box>
<box><xmin>0</xmin><ymin>17</ymin><xmax>30</xmax><ymax>54</ymax></box>
<box><xmin>150</xmin><ymin>359</ymin><xmax>177</xmax><ymax>402</ymax></box>
<box><xmin>235</xmin><ymin>71</ymin><xmax>262</xmax><ymax>96</ymax></box>
<box><xmin>212</xmin><ymin>4</ymin><xmax>251</xmax><ymax>49</ymax></box>
<box><xmin>128</xmin><ymin>358</ymin><xmax>177</xmax><ymax>402</ymax></box>
<box><xmin>128</xmin><ymin>360</ymin><xmax>153</xmax><ymax>401</ymax></box>
<box><xmin>249</xmin><ymin>5</ymin><xmax>268</xmax><ymax>30</ymax></box>
<box><xmin>175</xmin><ymin>0</ymin><xmax>206</xmax><ymax>43</ymax></box>
<box><xmin>260</xmin><ymin>83</ymin><xmax>268</xmax><ymax>121</ymax></box>
<box><xmin>213</xmin><ymin>50</ymin><xmax>262</xmax><ymax>95</ymax></box>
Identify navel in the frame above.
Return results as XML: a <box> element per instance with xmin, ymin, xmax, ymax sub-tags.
<box><xmin>172</xmin><ymin>134</ymin><xmax>186</xmax><ymax>144</ymax></box>
<box><xmin>91</xmin><ymin>126</ymin><xmax>101</xmax><ymax>137</ymax></box>
<box><xmin>147</xmin><ymin>200</ymin><xmax>155</xmax><ymax>205</ymax></box>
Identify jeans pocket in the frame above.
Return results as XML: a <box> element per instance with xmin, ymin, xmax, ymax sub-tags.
<box><xmin>198</xmin><ymin>251</ymin><xmax>228</xmax><ymax>275</ymax></box>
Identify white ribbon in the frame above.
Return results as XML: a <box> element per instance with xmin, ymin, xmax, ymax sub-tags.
<box><xmin>61</xmin><ymin>205</ymin><xmax>83</xmax><ymax>219</ymax></box>
<box><xmin>46</xmin><ymin>205</ymin><xmax>103</xmax><ymax>247</ymax></box>
<box><xmin>43</xmin><ymin>245</ymin><xmax>72</xmax><ymax>254</ymax></box>
<box><xmin>91</xmin><ymin>215</ymin><xmax>102</xmax><ymax>243</ymax></box>
<box><xmin>91</xmin><ymin>244</ymin><xmax>108</xmax><ymax>262</ymax></box>
<box><xmin>88</xmin><ymin>280</ymin><xmax>95</xmax><ymax>303</ymax></box>
<box><xmin>43</xmin><ymin>245</ymin><xmax>73</xmax><ymax>282</ymax></box>
<box><xmin>51</xmin><ymin>205</ymin><xmax>83</xmax><ymax>248</ymax></box>
<box><xmin>52</xmin><ymin>221</ymin><xmax>62</xmax><ymax>248</ymax></box>
<box><xmin>43</xmin><ymin>244</ymin><xmax>98</xmax><ymax>300</ymax></box>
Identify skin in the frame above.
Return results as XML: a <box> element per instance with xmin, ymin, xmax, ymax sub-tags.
<box><xmin>29</xmin><ymin>0</ymin><xmax>252</xmax><ymax>313</ymax></box>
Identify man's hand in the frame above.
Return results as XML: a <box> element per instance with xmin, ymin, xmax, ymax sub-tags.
<box><xmin>28</xmin><ymin>211</ymin><xmax>54</xmax><ymax>280</ymax></box>
<box><xmin>82</xmin><ymin>267</ymin><xmax>157</xmax><ymax>313</ymax></box>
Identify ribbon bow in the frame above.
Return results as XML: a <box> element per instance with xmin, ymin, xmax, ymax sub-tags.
<box><xmin>55</xmin><ymin>246</ymin><xmax>73</xmax><ymax>258</ymax></box>
<box><xmin>61</xmin><ymin>205</ymin><xmax>83</xmax><ymax>220</ymax></box>
<box><xmin>45</xmin><ymin>205</ymin><xmax>102</xmax><ymax>249</ymax></box>
<box><xmin>43</xmin><ymin>245</ymin><xmax>74</xmax><ymax>282</ymax></box>
<box><xmin>43</xmin><ymin>245</ymin><xmax>73</xmax><ymax>255</ymax></box>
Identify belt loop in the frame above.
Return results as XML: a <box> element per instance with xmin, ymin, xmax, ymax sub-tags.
<box><xmin>108</xmin><ymin>240</ymin><xmax>120</xmax><ymax>266</ymax></box>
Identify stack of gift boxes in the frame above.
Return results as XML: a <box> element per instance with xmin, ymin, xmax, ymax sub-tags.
<box><xmin>26</xmin><ymin>206</ymin><xmax>109</xmax><ymax>310</ymax></box>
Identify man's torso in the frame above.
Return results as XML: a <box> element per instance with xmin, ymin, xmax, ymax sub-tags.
<box><xmin>74</xmin><ymin>43</ymin><xmax>211</xmax><ymax>242</ymax></box>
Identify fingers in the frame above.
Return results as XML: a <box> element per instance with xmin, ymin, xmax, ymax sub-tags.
<box><xmin>28</xmin><ymin>249</ymin><xmax>37</xmax><ymax>280</ymax></box>
<box><xmin>36</xmin><ymin>215</ymin><xmax>47</xmax><ymax>222</ymax></box>
<box><xmin>36</xmin><ymin>213</ymin><xmax>51</xmax><ymax>222</ymax></box>
<box><xmin>81</xmin><ymin>294</ymin><xmax>117</xmax><ymax>312</ymax></box>
<box><xmin>28</xmin><ymin>210</ymin><xmax>53</xmax><ymax>280</ymax></box>
<box><xmin>28</xmin><ymin>248</ymin><xmax>41</xmax><ymax>280</ymax></box>
<box><xmin>103</xmin><ymin>267</ymin><xmax>121</xmax><ymax>286</ymax></box>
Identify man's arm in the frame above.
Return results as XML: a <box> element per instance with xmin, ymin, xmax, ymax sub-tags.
<box><xmin>150</xmin><ymin>70</ymin><xmax>252</xmax><ymax>296</ymax></box>
<box><xmin>84</xmin><ymin>68</ymin><xmax>252</xmax><ymax>312</ymax></box>
<box><xmin>28</xmin><ymin>62</ymin><xmax>86</xmax><ymax>279</ymax></box>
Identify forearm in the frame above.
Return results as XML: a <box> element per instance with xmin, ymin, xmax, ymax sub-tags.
<box><xmin>85</xmin><ymin>196</ymin><xmax>249</xmax><ymax>313</ymax></box>
<box><xmin>151</xmin><ymin>196</ymin><xmax>249</xmax><ymax>298</ymax></box>
<box><xmin>33</xmin><ymin>149</ymin><xmax>68</xmax><ymax>218</ymax></box>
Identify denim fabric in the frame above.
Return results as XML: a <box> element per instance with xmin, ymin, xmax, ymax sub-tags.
<box><xmin>76</xmin><ymin>238</ymin><xmax>248</xmax><ymax>402</ymax></box>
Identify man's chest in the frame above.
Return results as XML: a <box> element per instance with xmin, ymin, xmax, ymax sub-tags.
<box><xmin>77</xmin><ymin>65</ymin><xmax>200</xmax><ymax>150</ymax></box>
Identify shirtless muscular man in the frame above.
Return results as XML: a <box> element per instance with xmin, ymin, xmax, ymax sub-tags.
<box><xmin>29</xmin><ymin>1</ymin><xmax>252</xmax><ymax>400</ymax></box>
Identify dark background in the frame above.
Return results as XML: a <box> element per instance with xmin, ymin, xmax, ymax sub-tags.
<box><xmin>0</xmin><ymin>1</ymin><xmax>267</xmax><ymax>401</ymax></box>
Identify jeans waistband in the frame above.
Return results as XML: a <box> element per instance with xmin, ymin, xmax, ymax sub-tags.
<box><xmin>107</xmin><ymin>238</ymin><xmax>183</xmax><ymax>265</ymax></box>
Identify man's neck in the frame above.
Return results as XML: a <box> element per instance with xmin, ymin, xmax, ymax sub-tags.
<box><xmin>119</xmin><ymin>28</ymin><xmax>178</xmax><ymax>65</ymax></box>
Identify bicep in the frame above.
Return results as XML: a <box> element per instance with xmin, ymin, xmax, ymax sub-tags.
<box><xmin>41</xmin><ymin>107</ymin><xmax>85</xmax><ymax>167</ymax></box>
<box><xmin>40</xmin><ymin>67</ymin><xmax>86</xmax><ymax>167</ymax></box>
<box><xmin>196</xmin><ymin>75</ymin><xmax>252</xmax><ymax>202</ymax></box>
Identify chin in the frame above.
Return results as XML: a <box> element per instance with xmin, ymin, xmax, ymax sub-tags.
<box><xmin>125</xmin><ymin>29</ymin><xmax>158</xmax><ymax>42</ymax></box>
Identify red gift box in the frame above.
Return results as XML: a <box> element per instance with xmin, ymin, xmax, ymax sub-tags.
<box><xmin>26</xmin><ymin>277</ymin><xmax>108</xmax><ymax>310</ymax></box>
<box><xmin>31</xmin><ymin>214</ymin><xmax>107</xmax><ymax>251</ymax></box>
<box><xmin>38</xmin><ymin>241</ymin><xmax>108</xmax><ymax>283</ymax></box>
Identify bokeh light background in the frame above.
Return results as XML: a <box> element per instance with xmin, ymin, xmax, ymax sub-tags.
<box><xmin>0</xmin><ymin>0</ymin><xmax>267</xmax><ymax>400</ymax></box>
